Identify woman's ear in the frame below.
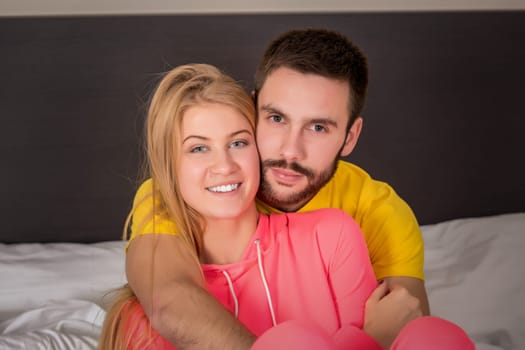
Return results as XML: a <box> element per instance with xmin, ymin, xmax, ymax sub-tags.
<box><xmin>340</xmin><ymin>117</ymin><xmax>363</xmax><ymax>157</ymax></box>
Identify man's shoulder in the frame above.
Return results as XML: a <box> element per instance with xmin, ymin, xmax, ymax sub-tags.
<box><xmin>334</xmin><ymin>160</ymin><xmax>379</xmax><ymax>183</ymax></box>
<box><xmin>309</xmin><ymin>161</ymin><xmax>393</xmax><ymax>204</ymax></box>
<box><xmin>332</xmin><ymin>160</ymin><xmax>395</xmax><ymax>193</ymax></box>
<box><xmin>134</xmin><ymin>178</ymin><xmax>154</xmax><ymax>201</ymax></box>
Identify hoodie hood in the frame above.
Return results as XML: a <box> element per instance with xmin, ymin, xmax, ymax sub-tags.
<box><xmin>201</xmin><ymin>213</ymin><xmax>285</xmax><ymax>281</ymax></box>
<box><xmin>201</xmin><ymin>213</ymin><xmax>287</xmax><ymax>326</ymax></box>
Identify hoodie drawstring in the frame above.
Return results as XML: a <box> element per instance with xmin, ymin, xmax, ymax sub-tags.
<box><xmin>221</xmin><ymin>270</ymin><xmax>239</xmax><ymax>318</ymax></box>
<box><xmin>254</xmin><ymin>239</ymin><xmax>277</xmax><ymax>326</ymax></box>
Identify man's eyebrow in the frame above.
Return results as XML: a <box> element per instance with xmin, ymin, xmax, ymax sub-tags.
<box><xmin>261</xmin><ymin>104</ymin><xmax>338</xmax><ymax>127</ymax></box>
<box><xmin>183</xmin><ymin>129</ymin><xmax>253</xmax><ymax>144</ymax></box>
<box><xmin>260</xmin><ymin>104</ymin><xmax>286</xmax><ymax>117</ymax></box>
<box><xmin>309</xmin><ymin>118</ymin><xmax>338</xmax><ymax>128</ymax></box>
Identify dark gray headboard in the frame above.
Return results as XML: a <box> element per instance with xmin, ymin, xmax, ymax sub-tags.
<box><xmin>1</xmin><ymin>11</ymin><xmax>524</xmax><ymax>243</ymax></box>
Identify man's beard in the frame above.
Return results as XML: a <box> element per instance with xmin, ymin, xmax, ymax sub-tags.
<box><xmin>257</xmin><ymin>158</ymin><xmax>339</xmax><ymax>212</ymax></box>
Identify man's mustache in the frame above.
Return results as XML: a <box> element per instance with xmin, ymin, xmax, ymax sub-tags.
<box><xmin>261</xmin><ymin>159</ymin><xmax>314</xmax><ymax>180</ymax></box>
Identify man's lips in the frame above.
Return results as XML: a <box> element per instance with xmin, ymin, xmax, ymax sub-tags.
<box><xmin>270</xmin><ymin>167</ymin><xmax>304</xmax><ymax>185</ymax></box>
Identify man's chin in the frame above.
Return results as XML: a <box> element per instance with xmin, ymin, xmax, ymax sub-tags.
<box><xmin>259</xmin><ymin>159</ymin><xmax>338</xmax><ymax>211</ymax></box>
<box><xmin>266</xmin><ymin>181</ymin><xmax>305</xmax><ymax>199</ymax></box>
<box><xmin>258</xmin><ymin>186</ymin><xmax>308</xmax><ymax>212</ymax></box>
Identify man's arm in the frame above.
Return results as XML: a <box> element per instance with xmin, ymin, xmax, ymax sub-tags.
<box><xmin>126</xmin><ymin>234</ymin><xmax>255</xmax><ymax>350</ymax></box>
<box><xmin>383</xmin><ymin>276</ymin><xmax>430</xmax><ymax>315</ymax></box>
<box><xmin>362</xmin><ymin>282</ymin><xmax>422</xmax><ymax>349</ymax></box>
<box><xmin>357</xmin><ymin>179</ymin><xmax>430</xmax><ymax>316</ymax></box>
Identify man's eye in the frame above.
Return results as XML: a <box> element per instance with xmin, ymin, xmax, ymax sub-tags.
<box><xmin>269</xmin><ymin>115</ymin><xmax>283</xmax><ymax>123</ymax></box>
<box><xmin>311</xmin><ymin>124</ymin><xmax>327</xmax><ymax>132</ymax></box>
<box><xmin>190</xmin><ymin>145</ymin><xmax>207</xmax><ymax>153</ymax></box>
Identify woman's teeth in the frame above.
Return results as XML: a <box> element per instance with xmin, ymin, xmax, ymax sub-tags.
<box><xmin>208</xmin><ymin>184</ymin><xmax>239</xmax><ymax>193</ymax></box>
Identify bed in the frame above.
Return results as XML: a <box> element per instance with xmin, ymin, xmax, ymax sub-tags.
<box><xmin>1</xmin><ymin>11</ymin><xmax>524</xmax><ymax>350</ymax></box>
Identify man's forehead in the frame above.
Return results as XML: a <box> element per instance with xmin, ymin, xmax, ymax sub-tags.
<box><xmin>259</xmin><ymin>69</ymin><xmax>351</xmax><ymax>121</ymax></box>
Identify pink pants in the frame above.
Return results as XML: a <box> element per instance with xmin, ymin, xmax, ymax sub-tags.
<box><xmin>123</xmin><ymin>300</ymin><xmax>474</xmax><ymax>349</ymax></box>
<box><xmin>251</xmin><ymin>318</ymin><xmax>475</xmax><ymax>350</ymax></box>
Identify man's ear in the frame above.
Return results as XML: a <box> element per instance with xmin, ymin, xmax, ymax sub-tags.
<box><xmin>340</xmin><ymin>117</ymin><xmax>363</xmax><ymax>157</ymax></box>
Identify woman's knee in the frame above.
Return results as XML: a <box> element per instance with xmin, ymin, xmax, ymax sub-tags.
<box><xmin>391</xmin><ymin>316</ymin><xmax>474</xmax><ymax>350</ymax></box>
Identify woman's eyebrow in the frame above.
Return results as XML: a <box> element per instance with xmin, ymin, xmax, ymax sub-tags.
<box><xmin>183</xmin><ymin>129</ymin><xmax>253</xmax><ymax>144</ymax></box>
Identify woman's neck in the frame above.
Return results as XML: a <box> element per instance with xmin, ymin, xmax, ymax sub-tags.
<box><xmin>200</xmin><ymin>205</ymin><xmax>259</xmax><ymax>265</ymax></box>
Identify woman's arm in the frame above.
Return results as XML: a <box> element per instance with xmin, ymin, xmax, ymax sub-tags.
<box><xmin>322</xmin><ymin>210</ymin><xmax>382</xmax><ymax>348</ymax></box>
<box><xmin>126</xmin><ymin>234</ymin><xmax>256</xmax><ymax>350</ymax></box>
<box><xmin>326</xmin><ymin>210</ymin><xmax>422</xmax><ymax>349</ymax></box>
<box><xmin>320</xmin><ymin>209</ymin><xmax>421</xmax><ymax>349</ymax></box>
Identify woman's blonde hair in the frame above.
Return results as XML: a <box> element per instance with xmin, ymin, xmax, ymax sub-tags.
<box><xmin>99</xmin><ymin>64</ymin><xmax>256</xmax><ymax>350</ymax></box>
<box><xmin>98</xmin><ymin>285</ymin><xmax>139</xmax><ymax>350</ymax></box>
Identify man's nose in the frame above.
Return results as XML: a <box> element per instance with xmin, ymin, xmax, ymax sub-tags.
<box><xmin>279</xmin><ymin>129</ymin><xmax>306</xmax><ymax>162</ymax></box>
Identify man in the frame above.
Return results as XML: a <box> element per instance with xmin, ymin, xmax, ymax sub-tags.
<box><xmin>126</xmin><ymin>28</ymin><xmax>428</xmax><ymax>349</ymax></box>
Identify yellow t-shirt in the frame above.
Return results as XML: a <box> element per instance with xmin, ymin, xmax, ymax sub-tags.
<box><xmin>128</xmin><ymin>179</ymin><xmax>177</xmax><ymax>239</ymax></box>
<box><xmin>128</xmin><ymin>160</ymin><xmax>424</xmax><ymax>280</ymax></box>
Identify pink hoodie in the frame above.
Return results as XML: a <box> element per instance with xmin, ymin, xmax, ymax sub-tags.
<box><xmin>202</xmin><ymin>208</ymin><xmax>380</xmax><ymax>348</ymax></box>
<box><xmin>124</xmin><ymin>208</ymin><xmax>475</xmax><ymax>349</ymax></box>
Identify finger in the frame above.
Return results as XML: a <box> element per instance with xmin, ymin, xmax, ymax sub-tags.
<box><xmin>368</xmin><ymin>280</ymin><xmax>389</xmax><ymax>302</ymax></box>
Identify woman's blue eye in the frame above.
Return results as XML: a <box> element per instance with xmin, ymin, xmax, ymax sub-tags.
<box><xmin>190</xmin><ymin>145</ymin><xmax>207</xmax><ymax>153</ymax></box>
<box><xmin>231</xmin><ymin>140</ymin><xmax>247</xmax><ymax>148</ymax></box>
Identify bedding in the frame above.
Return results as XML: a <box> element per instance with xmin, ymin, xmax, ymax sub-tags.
<box><xmin>1</xmin><ymin>213</ymin><xmax>523</xmax><ymax>349</ymax></box>
<box><xmin>0</xmin><ymin>241</ymin><xmax>126</xmax><ymax>349</ymax></box>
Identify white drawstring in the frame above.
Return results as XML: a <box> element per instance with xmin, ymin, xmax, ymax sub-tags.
<box><xmin>221</xmin><ymin>270</ymin><xmax>239</xmax><ymax>318</ymax></box>
<box><xmin>254</xmin><ymin>239</ymin><xmax>277</xmax><ymax>326</ymax></box>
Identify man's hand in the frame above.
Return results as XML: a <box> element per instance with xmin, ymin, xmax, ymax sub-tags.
<box><xmin>383</xmin><ymin>276</ymin><xmax>430</xmax><ymax>315</ymax></box>
<box><xmin>363</xmin><ymin>282</ymin><xmax>423</xmax><ymax>349</ymax></box>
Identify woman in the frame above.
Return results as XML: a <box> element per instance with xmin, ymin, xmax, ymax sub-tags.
<box><xmin>98</xmin><ymin>64</ymin><xmax>473</xmax><ymax>350</ymax></box>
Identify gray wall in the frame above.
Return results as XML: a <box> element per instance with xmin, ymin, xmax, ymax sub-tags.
<box><xmin>2</xmin><ymin>12</ymin><xmax>525</xmax><ymax>242</ymax></box>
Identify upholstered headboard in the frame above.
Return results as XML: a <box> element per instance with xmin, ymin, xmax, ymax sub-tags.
<box><xmin>1</xmin><ymin>11</ymin><xmax>524</xmax><ymax>243</ymax></box>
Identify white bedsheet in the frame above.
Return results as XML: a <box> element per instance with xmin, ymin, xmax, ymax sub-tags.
<box><xmin>0</xmin><ymin>241</ymin><xmax>126</xmax><ymax>322</ymax></box>
<box><xmin>422</xmin><ymin>212</ymin><xmax>525</xmax><ymax>350</ymax></box>
<box><xmin>0</xmin><ymin>300</ymin><xmax>104</xmax><ymax>350</ymax></box>
<box><xmin>1</xmin><ymin>213</ymin><xmax>524</xmax><ymax>349</ymax></box>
